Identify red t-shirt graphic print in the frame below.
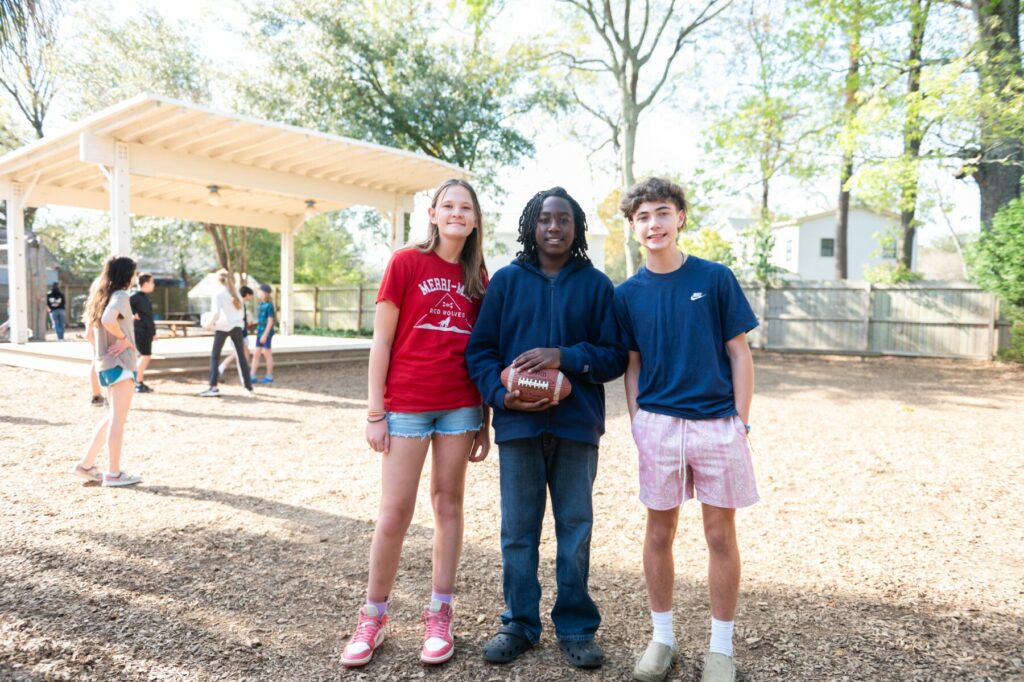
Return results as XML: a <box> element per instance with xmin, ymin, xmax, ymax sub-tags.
<box><xmin>376</xmin><ymin>248</ymin><xmax>486</xmax><ymax>412</ymax></box>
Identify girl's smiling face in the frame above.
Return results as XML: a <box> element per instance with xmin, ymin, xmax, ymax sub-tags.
<box><xmin>429</xmin><ymin>184</ymin><xmax>477</xmax><ymax>240</ymax></box>
<box><xmin>534</xmin><ymin>196</ymin><xmax>575</xmax><ymax>261</ymax></box>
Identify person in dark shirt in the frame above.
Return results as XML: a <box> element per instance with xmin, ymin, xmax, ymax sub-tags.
<box><xmin>46</xmin><ymin>283</ymin><xmax>66</xmax><ymax>340</ymax></box>
<box><xmin>129</xmin><ymin>273</ymin><xmax>157</xmax><ymax>393</ymax></box>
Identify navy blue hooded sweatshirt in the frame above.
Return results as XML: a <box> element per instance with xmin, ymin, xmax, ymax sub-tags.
<box><xmin>465</xmin><ymin>257</ymin><xmax>627</xmax><ymax>446</ymax></box>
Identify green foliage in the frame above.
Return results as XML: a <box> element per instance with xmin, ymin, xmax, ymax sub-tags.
<box><xmin>968</xmin><ymin>196</ymin><xmax>1024</xmax><ymax>319</ymax></box>
<box><xmin>998</xmin><ymin>323</ymin><xmax>1024</xmax><ymax>363</ymax></box>
<box><xmin>242</xmin><ymin>0</ymin><xmax>562</xmax><ymax>185</ymax></box>
<box><xmin>34</xmin><ymin>214</ymin><xmax>109</xmax><ymax>273</ymax></box>
<box><xmin>596</xmin><ymin>187</ymin><xmax>626</xmax><ymax>283</ymax></box>
<box><xmin>294</xmin><ymin>324</ymin><xmax>372</xmax><ymax>339</ymax></box>
<box><xmin>742</xmin><ymin>218</ymin><xmax>785</xmax><ymax>283</ymax></box>
<box><xmin>294</xmin><ymin>211</ymin><xmax>368</xmax><ymax>285</ymax></box>
<box><xmin>677</xmin><ymin>228</ymin><xmax>736</xmax><ymax>268</ymax></box>
<box><xmin>60</xmin><ymin>4</ymin><xmax>211</xmax><ymax>118</ymax></box>
<box><xmin>863</xmin><ymin>262</ymin><xmax>924</xmax><ymax>284</ymax></box>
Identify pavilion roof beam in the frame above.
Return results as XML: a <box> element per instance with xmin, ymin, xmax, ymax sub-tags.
<box><xmin>206</xmin><ymin>129</ymin><xmax>289</xmax><ymax>159</ymax></box>
<box><xmin>26</xmin><ymin>183</ymin><xmax>295</xmax><ymax>231</ymax></box>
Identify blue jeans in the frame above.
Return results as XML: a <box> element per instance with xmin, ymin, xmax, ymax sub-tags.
<box><xmin>497</xmin><ymin>435</ymin><xmax>600</xmax><ymax>644</ymax></box>
<box><xmin>49</xmin><ymin>308</ymin><xmax>65</xmax><ymax>340</ymax></box>
<box><xmin>386</xmin><ymin>406</ymin><xmax>483</xmax><ymax>438</ymax></box>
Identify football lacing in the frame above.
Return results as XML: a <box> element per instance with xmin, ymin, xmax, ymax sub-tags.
<box><xmin>518</xmin><ymin>376</ymin><xmax>551</xmax><ymax>390</ymax></box>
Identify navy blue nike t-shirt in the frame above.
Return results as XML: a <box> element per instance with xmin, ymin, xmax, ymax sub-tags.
<box><xmin>613</xmin><ymin>255</ymin><xmax>759</xmax><ymax>420</ymax></box>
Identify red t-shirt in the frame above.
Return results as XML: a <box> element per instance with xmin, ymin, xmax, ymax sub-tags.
<box><xmin>376</xmin><ymin>248</ymin><xmax>487</xmax><ymax>412</ymax></box>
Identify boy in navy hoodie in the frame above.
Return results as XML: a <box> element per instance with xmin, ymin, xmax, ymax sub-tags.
<box><xmin>466</xmin><ymin>187</ymin><xmax>626</xmax><ymax>670</ymax></box>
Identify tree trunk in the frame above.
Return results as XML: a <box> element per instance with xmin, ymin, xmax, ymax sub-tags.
<box><xmin>620</xmin><ymin>103</ymin><xmax>640</xmax><ymax>277</ymax></box>
<box><xmin>836</xmin><ymin>155</ymin><xmax>853</xmax><ymax>280</ymax></box>
<box><xmin>836</xmin><ymin>6</ymin><xmax>862</xmax><ymax>280</ymax></box>
<box><xmin>900</xmin><ymin>0</ymin><xmax>928</xmax><ymax>269</ymax></box>
<box><xmin>972</xmin><ymin>0</ymin><xmax>1023</xmax><ymax>228</ymax></box>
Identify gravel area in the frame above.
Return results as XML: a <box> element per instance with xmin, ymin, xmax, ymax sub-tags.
<box><xmin>1</xmin><ymin>353</ymin><xmax>1022</xmax><ymax>681</ymax></box>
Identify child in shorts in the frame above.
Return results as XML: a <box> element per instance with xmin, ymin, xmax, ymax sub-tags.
<box><xmin>250</xmin><ymin>284</ymin><xmax>275</xmax><ymax>384</ymax></box>
<box><xmin>613</xmin><ymin>178</ymin><xmax>759</xmax><ymax>682</ymax></box>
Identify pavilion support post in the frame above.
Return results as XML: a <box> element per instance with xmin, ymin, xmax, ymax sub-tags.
<box><xmin>110</xmin><ymin>141</ymin><xmax>131</xmax><ymax>256</ymax></box>
<box><xmin>4</xmin><ymin>182</ymin><xmax>29</xmax><ymax>344</ymax></box>
<box><xmin>389</xmin><ymin>211</ymin><xmax>402</xmax><ymax>251</ymax></box>
<box><xmin>280</xmin><ymin>222</ymin><xmax>296</xmax><ymax>335</ymax></box>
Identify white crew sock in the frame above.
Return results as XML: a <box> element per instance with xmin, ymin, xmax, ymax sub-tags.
<box><xmin>218</xmin><ymin>362</ymin><xmax>226</xmax><ymax>374</ymax></box>
<box><xmin>709</xmin><ymin>617</ymin><xmax>734</xmax><ymax>656</ymax></box>
<box><xmin>651</xmin><ymin>609</ymin><xmax>674</xmax><ymax>647</ymax></box>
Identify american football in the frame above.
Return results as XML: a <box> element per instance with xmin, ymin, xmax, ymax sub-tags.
<box><xmin>500</xmin><ymin>365</ymin><xmax>572</xmax><ymax>405</ymax></box>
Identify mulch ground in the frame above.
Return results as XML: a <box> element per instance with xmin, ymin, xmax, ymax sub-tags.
<box><xmin>1</xmin><ymin>352</ymin><xmax>1022</xmax><ymax>681</ymax></box>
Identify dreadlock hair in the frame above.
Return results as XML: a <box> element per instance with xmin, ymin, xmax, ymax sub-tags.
<box><xmin>515</xmin><ymin>187</ymin><xmax>590</xmax><ymax>264</ymax></box>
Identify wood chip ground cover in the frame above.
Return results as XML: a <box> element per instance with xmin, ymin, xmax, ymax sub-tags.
<box><xmin>1</xmin><ymin>353</ymin><xmax>1021</xmax><ymax>681</ymax></box>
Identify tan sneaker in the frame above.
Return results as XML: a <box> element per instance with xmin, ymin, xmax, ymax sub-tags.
<box><xmin>633</xmin><ymin>641</ymin><xmax>677</xmax><ymax>682</ymax></box>
<box><xmin>701</xmin><ymin>652</ymin><xmax>736</xmax><ymax>682</ymax></box>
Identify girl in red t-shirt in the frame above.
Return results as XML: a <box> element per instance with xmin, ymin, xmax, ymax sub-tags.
<box><xmin>341</xmin><ymin>179</ymin><xmax>491</xmax><ymax>668</ymax></box>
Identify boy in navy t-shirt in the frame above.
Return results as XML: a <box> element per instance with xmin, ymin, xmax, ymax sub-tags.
<box><xmin>613</xmin><ymin>178</ymin><xmax>759</xmax><ymax>682</ymax></box>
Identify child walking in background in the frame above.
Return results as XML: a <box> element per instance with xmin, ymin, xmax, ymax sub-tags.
<box><xmin>199</xmin><ymin>271</ymin><xmax>253</xmax><ymax>398</ymax></box>
<box><xmin>72</xmin><ymin>256</ymin><xmax>142</xmax><ymax>487</ymax></box>
<box><xmin>465</xmin><ymin>187</ymin><xmax>626</xmax><ymax>671</ymax></box>
<box><xmin>46</xmin><ymin>282</ymin><xmax>66</xmax><ymax>340</ymax></box>
<box><xmin>130</xmin><ymin>273</ymin><xmax>157</xmax><ymax>393</ymax></box>
<box><xmin>249</xmin><ymin>284</ymin><xmax>275</xmax><ymax>384</ymax></box>
<box><xmin>614</xmin><ymin>178</ymin><xmax>759</xmax><ymax>682</ymax></box>
<box><xmin>340</xmin><ymin>179</ymin><xmax>490</xmax><ymax>669</ymax></box>
<box><xmin>218</xmin><ymin>285</ymin><xmax>254</xmax><ymax>381</ymax></box>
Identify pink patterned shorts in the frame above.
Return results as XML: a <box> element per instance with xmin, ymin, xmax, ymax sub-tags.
<box><xmin>631</xmin><ymin>409</ymin><xmax>759</xmax><ymax>511</ymax></box>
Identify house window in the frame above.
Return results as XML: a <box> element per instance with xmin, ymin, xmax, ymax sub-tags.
<box><xmin>785</xmin><ymin>240</ymin><xmax>793</xmax><ymax>261</ymax></box>
<box><xmin>820</xmin><ymin>238</ymin><xmax>834</xmax><ymax>257</ymax></box>
<box><xmin>881</xmin><ymin>241</ymin><xmax>897</xmax><ymax>258</ymax></box>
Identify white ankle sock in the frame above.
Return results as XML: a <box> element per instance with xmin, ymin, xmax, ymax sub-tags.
<box><xmin>218</xmin><ymin>363</ymin><xmax>226</xmax><ymax>373</ymax></box>
<box><xmin>709</xmin><ymin>617</ymin><xmax>734</xmax><ymax>656</ymax></box>
<box><xmin>651</xmin><ymin>609</ymin><xmax>674</xmax><ymax>647</ymax></box>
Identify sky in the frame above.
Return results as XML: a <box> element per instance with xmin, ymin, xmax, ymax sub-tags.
<box><xmin>68</xmin><ymin>0</ymin><xmax>983</xmax><ymax>265</ymax></box>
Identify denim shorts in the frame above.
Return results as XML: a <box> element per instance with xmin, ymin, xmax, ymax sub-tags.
<box><xmin>97</xmin><ymin>366</ymin><xmax>137</xmax><ymax>387</ymax></box>
<box><xmin>386</xmin><ymin>406</ymin><xmax>483</xmax><ymax>438</ymax></box>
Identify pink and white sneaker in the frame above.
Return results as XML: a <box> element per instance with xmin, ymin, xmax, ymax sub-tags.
<box><xmin>340</xmin><ymin>604</ymin><xmax>388</xmax><ymax>667</ymax></box>
<box><xmin>420</xmin><ymin>599</ymin><xmax>455</xmax><ymax>664</ymax></box>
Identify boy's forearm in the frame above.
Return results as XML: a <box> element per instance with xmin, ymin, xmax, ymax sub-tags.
<box><xmin>624</xmin><ymin>352</ymin><xmax>641</xmax><ymax>420</ymax></box>
<box><xmin>729</xmin><ymin>343</ymin><xmax>754</xmax><ymax>424</ymax></box>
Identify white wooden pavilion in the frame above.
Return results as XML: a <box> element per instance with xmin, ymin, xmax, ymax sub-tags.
<box><xmin>0</xmin><ymin>94</ymin><xmax>470</xmax><ymax>346</ymax></box>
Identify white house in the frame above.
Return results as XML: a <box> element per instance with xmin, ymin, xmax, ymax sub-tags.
<box><xmin>718</xmin><ymin>207</ymin><xmax>916</xmax><ymax>280</ymax></box>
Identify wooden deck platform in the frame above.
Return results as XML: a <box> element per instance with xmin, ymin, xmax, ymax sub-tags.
<box><xmin>0</xmin><ymin>334</ymin><xmax>371</xmax><ymax>377</ymax></box>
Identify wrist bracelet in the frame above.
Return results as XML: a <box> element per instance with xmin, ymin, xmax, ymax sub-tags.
<box><xmin>367</xmin><ymin>415</ymin><xmax>386</xmax><ymax>423</ymax></box>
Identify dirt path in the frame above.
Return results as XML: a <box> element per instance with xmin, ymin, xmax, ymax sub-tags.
<box><xmin>1</xmin><ymin>353</ymin><xmax>1022</xmax><ymax>681</ymax></box>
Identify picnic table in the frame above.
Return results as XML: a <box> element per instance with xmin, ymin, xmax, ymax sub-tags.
<box><xmin>154</xmin><ymin>319</ymin><xmax>198</xmax><ymax>337</ymax></box>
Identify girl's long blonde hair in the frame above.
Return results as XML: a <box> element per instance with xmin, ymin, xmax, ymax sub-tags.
<box><xmin>217</xmin><ymin>269</ymin><xmax>243</xmax><ymax>310</ymax></box>
<box><xmin>85</xmin><ymin>256</ymin><xmax>136</xmax><ymax>325</ymax></box>
<box><xmin>415</xmin><ymin>179</ymin><xmax>488</xmax><ymax>299</ymax></box>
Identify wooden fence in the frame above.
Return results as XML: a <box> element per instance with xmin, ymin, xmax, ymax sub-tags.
<box><xmin>740</xmin><ymin>282</ymin><xmax>1012</xmax><ymax>360</ymax></box>
<box><xmin>285</xmin><ymin>284</ymin><xmax>378</xmax><ymax>332</ymax></box>
<box><xmin>279</xmin><ymin>282</ymin><xmax>1012</xmax><ymax>360</ymax></box>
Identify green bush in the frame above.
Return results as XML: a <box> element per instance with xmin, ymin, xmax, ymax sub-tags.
<box><xmin>969</xmin><ymin>196</ymin><xmax>1024</xmax><ymax>319</ymax></box>
<box><xmin>998</xmin><ymin>323</ymin><xmax>1024</xmax><ymax>363</ymax></box>
<box><xmin>294</xmin><ymin>325</ymin><xmax>371</xmax><ymax>339</ymax></box>
<box><xmin>863</xmin><ymin>262</ymin><xmax>924</xmax><ymax>284</ymax></box>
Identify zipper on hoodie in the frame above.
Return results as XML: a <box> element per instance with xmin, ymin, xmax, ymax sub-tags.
<box><xmin>546</xmin><ymin>274</ymin><xmax>556</xmax><ymax>433</ymax></box>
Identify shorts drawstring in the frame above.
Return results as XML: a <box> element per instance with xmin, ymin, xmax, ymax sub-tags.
<box><xmin>679</xmin><ymin>419</ymin><xmax>688</xmax><ymax>495</ymax></box>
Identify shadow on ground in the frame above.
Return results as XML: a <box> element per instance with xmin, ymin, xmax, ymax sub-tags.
<box><xmin>1</xmin><ymin>485</ymin><xmax>1018</xmax><ymax>681</ymax></box>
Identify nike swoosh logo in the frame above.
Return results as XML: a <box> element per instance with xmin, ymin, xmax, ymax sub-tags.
<box><xmin>690</xmin><ymin>292</ymin><xmax>705</xmax><ymax>301</ymax></box>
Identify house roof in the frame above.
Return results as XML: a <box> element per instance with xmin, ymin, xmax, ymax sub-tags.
<box><xmin>772</xmin><ymin>206</ymin><xmax>901</xmax><ymax>230</ymax></box>
<box><xmin>0</xmin><ymin>94</ymin><xmax>471</xmax><ymax>231</ymax></box>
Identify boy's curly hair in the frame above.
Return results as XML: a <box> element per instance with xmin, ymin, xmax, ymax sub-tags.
<box><xmin>620</xmin><ymin>177</ymin><xmax>688</xmax><ymax>223</ymax></box>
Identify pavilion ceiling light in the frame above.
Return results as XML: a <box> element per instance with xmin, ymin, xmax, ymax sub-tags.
<box><xmin>207</xmin><ymin>184</ymin><xmax>221</xmax><ymax>207</ymax></box>
<box><xmin>304</xmin><ymin>199</ymin><xmax>317</xmax><ymax>219</ymax></box>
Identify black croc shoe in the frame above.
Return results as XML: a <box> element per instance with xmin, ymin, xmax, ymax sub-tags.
<box><xmin>482</xmin><ymin>631</ymin><xmax>532</xmax><ymax>664</ymax></box>
<box><xmin>559</xmin><ymin>639</ymin><xmax>605</xmax><ymax>669</ymax></box>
